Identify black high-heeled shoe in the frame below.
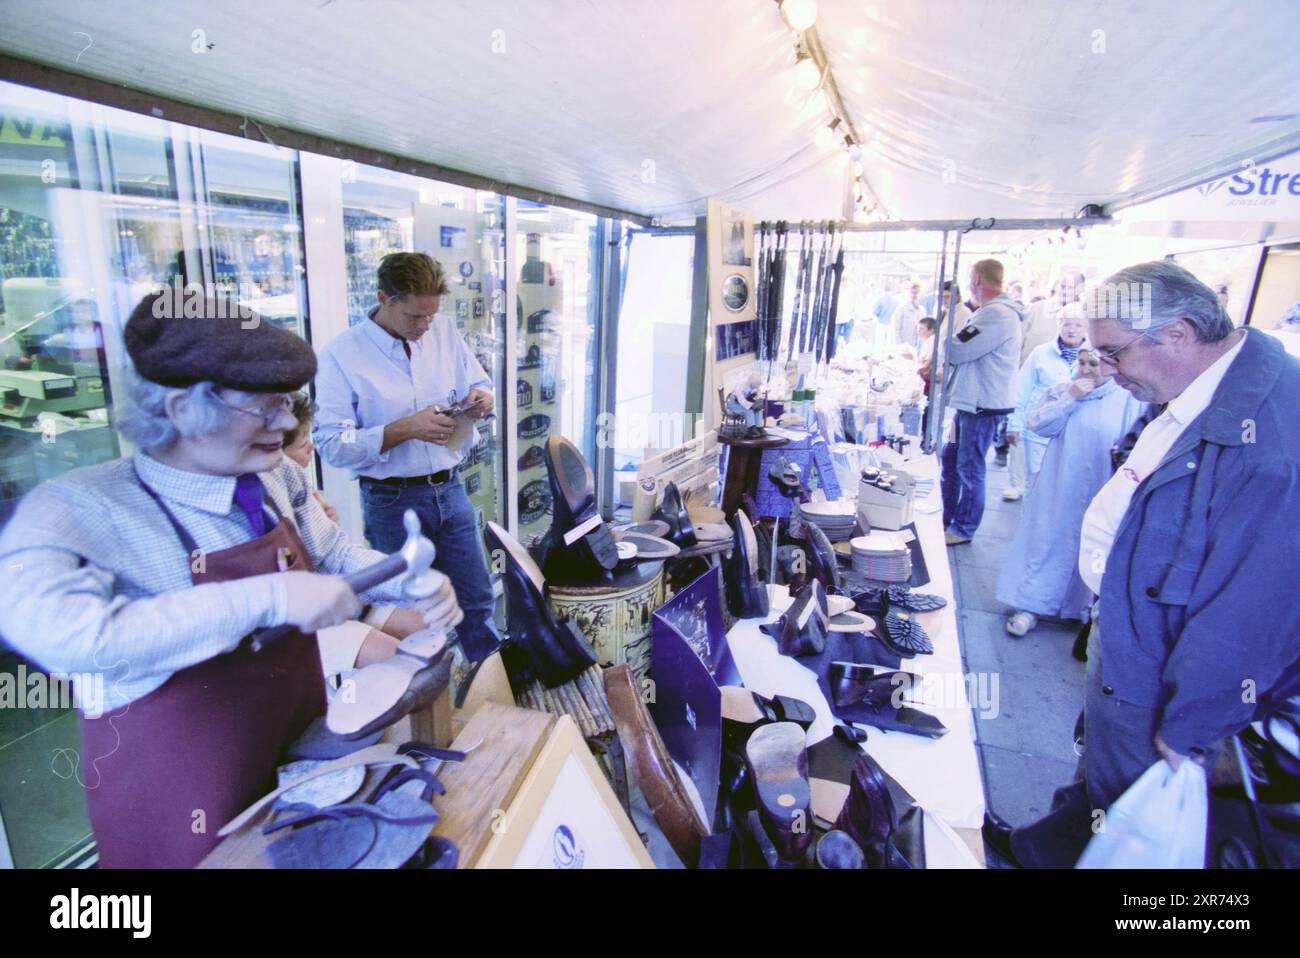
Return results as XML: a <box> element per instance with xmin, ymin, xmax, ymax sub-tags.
<box><xmin>744</xmin><ymin>721</ymin><xmax>812</xmax><ymax>864</ymax></box>
<box><xmin>540</xmin><ymin>435</ymin><xmax>618</xmax><ymax>579</ymax></box>
<box><xmin>653</xmin><ymin>481</ymin><xmax>697</xmax><ymax>548</ymax></box>
<box><xmin>761</xmin><ymin>579</ymin><xmax>829</xmax><ymax>658</ymax></box>
<box><xmin>484</xmin><ymin>521</ymin><xmax>599</xmax><ymax>689</ymax></box>
<box><xmin>723</xmin><ymin>510</ymin><xmax>770</xmax><ymax>619</ymax></box>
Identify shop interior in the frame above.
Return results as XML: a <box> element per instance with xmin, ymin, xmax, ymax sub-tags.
<box><xmin>0</xmin><ymin>0</ymin><xmax>1298</xmax><ymax>872</ymax></box>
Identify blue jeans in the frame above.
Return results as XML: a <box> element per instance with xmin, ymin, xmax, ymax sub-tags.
<box><xmin>940</xmin><ymin>411</ymin><xmax>999</xmax><ymax>538</ymax></box>
<box><xmin>360</xmin><ymin>471</ymin><xmax>502</xmax><ymax>662</ymax></box>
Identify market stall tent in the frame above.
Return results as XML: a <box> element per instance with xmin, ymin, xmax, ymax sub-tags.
<box><xmin>1</xmin><ymin>0</ymin><xmax>1298</xmax><ymax>225</ymax></box>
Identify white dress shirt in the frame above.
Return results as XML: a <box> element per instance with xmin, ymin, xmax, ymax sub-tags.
<box><xmin>1078</xmin><ymin>330</ymin><xmax>1247</xmax><ymax>594</ymax></box>
<box><xmin>313</xmin><ymin>308</ymin><xmax>492</xmax><ymax>479</ymax></box>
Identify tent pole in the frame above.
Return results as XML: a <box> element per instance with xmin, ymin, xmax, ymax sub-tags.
<box><xmin>931</xmin><ymin>231</ymin><xmax>965</xmax><ymax>462</ymax></box>
<box><xmin>924</xmin><ymin>230</ymin><xmax>949</xmax><ymax>454</ymax></box>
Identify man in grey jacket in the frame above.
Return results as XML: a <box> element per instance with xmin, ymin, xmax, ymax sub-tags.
<box><xmin>940</xmin><ymin>259</ymin><xmax>1024</xmax><ymax>545</ymax></box>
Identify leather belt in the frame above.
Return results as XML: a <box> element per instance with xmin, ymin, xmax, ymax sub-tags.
<box><xmin>361</xmin><ymin>470</ymin><xmax>453</xmax><ymax>487</ymax></box>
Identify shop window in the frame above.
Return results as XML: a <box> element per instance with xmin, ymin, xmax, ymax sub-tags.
<box><xmin>512</xmin><ymin>203</ymin><xmax>601</xmax><ymax>546</ymax></box>
<box><xmin>611</xmin><ymin>230</ymin><xmax>695</xmax><ymax>487</ymax></box>
<box><xmin>0</xmin><ymin>80</ymin><xmax>311</xmax><ymax>868</ymax></box>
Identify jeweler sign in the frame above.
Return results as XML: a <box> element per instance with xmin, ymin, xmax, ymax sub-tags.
<box><xmin>1167</xmin><ymin>152</ymin><xmax>1300</xmax><ymax>220</ymax></box>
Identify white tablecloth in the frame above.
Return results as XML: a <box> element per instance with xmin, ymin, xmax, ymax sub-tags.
<box><xmin>725</xmin><ymin>453</ymin><xmax>986</xmax><ymax>866</ymax></box>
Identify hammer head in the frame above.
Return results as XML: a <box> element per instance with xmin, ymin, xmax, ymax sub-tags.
<box><xmin>398</xmin><ymin>509</ymin><xmax>440</xmax><ymax>600</ymax></box>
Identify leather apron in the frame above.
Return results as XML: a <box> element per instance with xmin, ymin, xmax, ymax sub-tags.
<box><xmin>80</xmin><ymin>474</ymin><xmax>325</xmax><ymax>868</ymax></box>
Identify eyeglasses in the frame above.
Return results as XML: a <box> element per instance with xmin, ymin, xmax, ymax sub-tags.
<box><xmin>215</xmin><ymin>393</ymin><xmax>294</xmax><ymax>429</ymax></box>
<box><xmin>1095</xmin><ymin>332</ymin><xmax>1151</xmax><ymax>367</ymax></box>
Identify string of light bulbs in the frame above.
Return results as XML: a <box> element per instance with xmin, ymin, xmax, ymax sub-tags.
<box><xmin>776</xmin><ymin>0</ymin><xmax>887</xmax><ymax>221</ymax></box>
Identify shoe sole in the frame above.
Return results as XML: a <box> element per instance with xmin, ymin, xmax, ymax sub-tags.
<box><xmin>745</xmin><ymin>722</ymin><xmax>811</xmax><ymax>841</ymax></box>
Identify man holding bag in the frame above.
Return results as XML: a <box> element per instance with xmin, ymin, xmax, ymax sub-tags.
<box><xmin>984</xmin><ymin>260</ymin><xmax>1300</xmax><ymax>868</ymax></box>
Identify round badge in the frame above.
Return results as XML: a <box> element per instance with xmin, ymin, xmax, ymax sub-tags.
<box><xmin>459</xmin><ymin>261</ymin><xmax>474</xmax><ymax>278</ymax></box>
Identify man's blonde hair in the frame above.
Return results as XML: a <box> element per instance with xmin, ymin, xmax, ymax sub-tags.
<box><xmin>972</xmin><ymin>259</ymin><xmax>1004</xmax><ymax>288</ymax></box>
<box><xmin>377</xmin><ymin>252</ymin><xmax>450</xmax><ymax>299</ymax></box>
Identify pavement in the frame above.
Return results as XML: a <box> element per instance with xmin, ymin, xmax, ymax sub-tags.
<box><xmin>943</xmin><ymin>449</ymin><xmax>1089</xmax><ymax>866</ymax></box>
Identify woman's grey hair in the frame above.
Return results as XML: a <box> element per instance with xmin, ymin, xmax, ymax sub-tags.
<box><xmin>115</xmin><ymin>376</ymin><xmax>237</xmax><ymax>452</ymax></box>
<box><xmin>1085</xmin><ymin>260</ymin><xmax>1234</xmax><ymax>342</ymax></box>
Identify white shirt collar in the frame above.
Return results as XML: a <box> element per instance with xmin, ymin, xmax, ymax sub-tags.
<box><xmin>1164</xmin><ymin>329</ymin><xmax>1247</xmax><ymax>425</ymax></box>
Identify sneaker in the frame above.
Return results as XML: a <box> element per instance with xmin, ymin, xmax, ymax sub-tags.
<box><xmin>1002</xmin><ymin>486</ymin><xmax>1023</xmax><ymax>502</ymax></box>
<box><xmin>1005</xmin><ymin>611</ymin><xmax>1037</xmax><ymax>637</ymax></box>
<box><xmin>944</xmin><ymin>529</ymin><xmax>972</xmax><ymax>546</ymax></box>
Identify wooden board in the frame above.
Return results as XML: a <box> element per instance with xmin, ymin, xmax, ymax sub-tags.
<box><xmin>433</xmin><ymin>703</ymin><xmax>556</xmax><ymax>868</ymax></box>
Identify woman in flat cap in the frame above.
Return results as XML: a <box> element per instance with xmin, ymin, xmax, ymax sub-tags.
<box><xmin>0</xmin><ymin>290</ymin><xmax>462</xmax><ymax>868</ymax></box>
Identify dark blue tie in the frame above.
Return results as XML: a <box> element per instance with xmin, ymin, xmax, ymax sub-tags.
<box><xmin>234</xmin><ymin>473</ymin><xmax>271</xmax><ymax>538</ymax></box>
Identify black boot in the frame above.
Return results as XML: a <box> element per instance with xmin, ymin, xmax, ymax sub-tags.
<box><xmin>540</xmin><ymin>435</ymin><xmax>618</xmax><ymax>579</ymax></box>
<box><xmin>653</xmin><ymin>481</ymin><xmax>697</xmax><ymax>548</ymax></box>
<box><xmin>834</xmin><ymin>753</ymin><xmax>899</xmax><ymax>868</ymax></box>
<box><xmin>485</xmin><ymin>521</ymin><xmax>598</xmax><ymax>689</ymax></box>
<box><xmin>723</xmin><ymin>510</ymin><xmax>770</xmax><ymax>619</ymax></box>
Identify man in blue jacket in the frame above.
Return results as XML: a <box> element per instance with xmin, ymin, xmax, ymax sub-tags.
<box><xmin>984</xmin><ymin>260</ymin><xmax>1300</xmax><ymax>868</ymax></box>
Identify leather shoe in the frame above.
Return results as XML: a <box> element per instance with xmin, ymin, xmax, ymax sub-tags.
<box><xmin>605</xmin><ymin>664</ymin><xmax>710</xmax><ymax>867</ymax></box>
<box><xmin>722</xmin><ymin>510</ymin><xmax>769</xmax><ymax>619</ymax></box>
<box><xmin>760</xmin><ymin>579</ymin><xmax>829</xmax><ymax>658</ymax></box>
<box><xmin>485</xmin><ymin>521</ymin><xmax>599</xmax><ymax>689</ymax></box>
<box><xmin>982</xmin><ymin>811</ymin><xmax>1022</xmax><ymax>867</ymax></box>
<box><xmin>653</xmin><ymin>481</ymin><xmax>697</xmax><ymax>548</ymax></box>
<box><xmin>540</xmin><ymin>435</ymin><xmax>619</xmax><ymax>578</ymax></box>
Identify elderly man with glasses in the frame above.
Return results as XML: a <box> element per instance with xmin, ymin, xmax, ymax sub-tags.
<box><xmin>984</xmin><ymin>260</ymin><xmax>1300</xmax><ymax>868</ymax></box>
<box><xmin>0</xmin><ymin>290</ymin><xmax>462</xmax><ymax>868</ymax></box>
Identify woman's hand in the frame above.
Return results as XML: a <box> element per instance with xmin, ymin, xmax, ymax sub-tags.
<box><xmin>1068</xmin><ymin>379</ymin><xmax>1097</xmax><ymax>400</ymax></box>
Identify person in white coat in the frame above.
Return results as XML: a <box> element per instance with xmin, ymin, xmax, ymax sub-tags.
<box><xmin>1003</xmin><ymin>303</ymin><xmax>1088</xmax><ymax>501</ymax></box>
<box><xmin>996</xmin><ymin>349</ymin><xmax>1144</xmax><ymax>637</ymax></box>
<box><xmin>890</xmin><ymin>282</ymin><xmax>924</xmax><ymax>350</ymax></box>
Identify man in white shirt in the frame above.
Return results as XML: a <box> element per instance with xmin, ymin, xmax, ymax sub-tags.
<box><xmin>890</xmin><ymin>282</ymin><xmax>924</xmax><ymax>350</ymax></box>
<box><xmin>314</xmin><ymin>252</ymin><xmax>501</xmax><ymax>662</ymax></box>
<box><xmin>984</xmin><ymin>260</ymin><xmax>1300</xmax><ymax>868</ymax></box>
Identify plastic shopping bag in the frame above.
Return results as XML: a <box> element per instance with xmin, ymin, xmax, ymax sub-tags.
<box><xmin>1076</xmin><ymin>760</ymin><xmax>1208</xmax><ymax>869</ymax></box>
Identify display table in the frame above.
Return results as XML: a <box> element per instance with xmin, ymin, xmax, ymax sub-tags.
<box><xmin>723</xmin><ymin>452</ymin><xmax>986</xmax><ymax>867</ymax></box>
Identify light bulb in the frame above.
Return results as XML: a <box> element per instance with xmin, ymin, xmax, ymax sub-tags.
<box><xmin>794</xmin><ymin>57</ymin><xmax>820</xmax><ymax>92</ymax></box>
<box><xmin>781</xmin><ymin>0</ymin><xmax>818</xmax><ymax>32</ymax></box>
<box><xmin>852</xmin><ymin>161</ymin><xmax>864</xmax><ymax>177</ymax></box>
<box><xmin>847</xmin><ymin>143</ymin><xmax>862</xmax><ymax>162</ymax></box>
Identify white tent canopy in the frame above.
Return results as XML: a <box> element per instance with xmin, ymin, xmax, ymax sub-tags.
<box><xmin>1</xmin><ymin>0</ymin><xmax>1298</xmax><ymax>224</ymax></box>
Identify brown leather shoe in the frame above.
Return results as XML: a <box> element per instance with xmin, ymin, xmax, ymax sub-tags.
<box><xmin>605</xmin><ymin>664</ymin><xmax>710</xmax><ymax>867</ymax></box>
